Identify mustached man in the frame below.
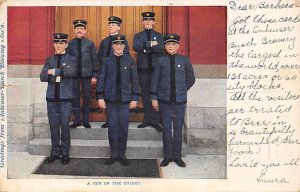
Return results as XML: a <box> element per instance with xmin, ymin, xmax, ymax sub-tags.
<box><xmin>68</xmin><ymin>19</ymin><xmax>99</xmax><ymax>129</ymax></box>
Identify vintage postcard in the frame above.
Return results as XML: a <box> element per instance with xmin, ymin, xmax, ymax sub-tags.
<box><xmin>0</xmin><ymin>0</ymin><xmax>299</xmax><ymax>191</ymax></box>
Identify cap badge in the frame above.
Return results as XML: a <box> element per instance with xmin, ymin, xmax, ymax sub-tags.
<box><xmin>78</xmin><ymin>20</ymin><xmax>82</xmax><ymax>24</ymax></box>
<box><xmin>56</xmin><ymin>34</ymin><xmax>60</xmax><ymax>38</ymax></box>
<box><xmin>170</xmin><ymin>35</ymin><xmax>174</xmax><ymax>39</ymax></box>
<box><xmin>146</xmin><ymin>13</ymin><xmax>150</xmax><ymax>16</ymax></box>
<box><xmin>117</xmin><ymin>36</ymin><xmax>121</xmax><ymax>40</ymax></box>
<box><xmin>110</xmin><ymin>17</ymin><xmax>114</xmax><ymax>20</ymax></box>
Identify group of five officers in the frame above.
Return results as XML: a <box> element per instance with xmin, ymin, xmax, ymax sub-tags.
<box><xmin>40</xmin><ymin>12</ymin><xmax>195</xmax><ymax>168</ymax></box>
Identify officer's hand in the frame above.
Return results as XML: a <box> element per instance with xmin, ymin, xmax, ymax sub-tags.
<box><xmin>152</xmin><ymin>100</ymin><xmax>159</xmax><ymax>111</ymax></box>
<box><xmin>91</xmin><ymin>77</ymin><xmax>97</xmax><ymax>85</ymax></box>
<box><xmin>47</xmin><ymin>69</ymin><xmax>54</xmax><ymax>75</ymax></box>
<box><xmin>98</xmin><ymin>99</ymin><xmax>106</xmax><ymax>109</ymax></box>
<box><xmin>129</xmin><ymin>101</ymin><xmax>138</xmax><ymax>109</ymax></box>
<box><xmin>151</xmin><ymin>41</ymin><xmax>158</xmax><ymax>47</ymax></box>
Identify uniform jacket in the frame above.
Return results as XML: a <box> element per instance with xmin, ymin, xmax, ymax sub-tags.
<box><xmin>133</xmin><ymin>29</ymin><xmax>164</xmax><ymax>69</ymax></box>
<box><xmin>40</xmin><ymin>54</ymin><xmax>77</xmax><ymax>102</ymax></box>
<box><xmin>67</xmin><ymin>37</ymin><xmax>99</xmax><ymax>78</ymax></box>
<box><xmin>96</xmin><ymin>54</ymin><xmax>141</xmax><ymax>103</ymax></box>
<box><xmin>97</xmin><ymin>34</ymin><xmax>130</xmax><ymax>67</ymax></box>
<box><xmin>150</xmin><ymin>54</ymin><xmax>195</xmax><ymax>103</ymax></box>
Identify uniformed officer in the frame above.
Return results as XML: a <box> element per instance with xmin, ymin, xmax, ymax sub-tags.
<box><xmin>133</xmin><ymin>12</ymin><xmax>164</xmax><ymax>132</ymax></box>
<box><xmin>68</xmin><ymin>19</ymin><xmax>99</xmax><ymax>128</ymax></box>
<box><xmin>151</xmin><ymin>34</ymin><xmax>195</xmax><ymax>167</ymax></box>
<box><xmin>96</xmin><ymin>35</ymin><xmax>140</xmax><ymax>166</ymax></box>
<box><xmin>40</xmin><ymin>33</ymin><xmax>77</xmax><ymax>165</ymax></box>
<box><xmin>97</xmin><ymin>16</ymin><xmax>130</xmax><ymax>129</ymax></box>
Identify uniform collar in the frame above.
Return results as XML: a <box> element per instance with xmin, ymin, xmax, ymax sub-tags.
<box><xmin>168</xmin><ymin>52</ymin><xmax>178</xmax><ymax>56</ymax></box>
<box><xmin>76</xmin><ymin>36</ymin><xmax>86</xmax><ymax>40</ymax></box>
<box><xmin>110</xmin><ymin>32</ymin><xmax>119</xmax><ymax>36</ymax></box>
<box><xmin>114</xmin><ymin>52</ymin><xmax>123</xmax><ymax>57</ymax></box>
<box><xmin>55</xmin><ymin>52</ymin><xmax>66</xmax><ymax>56</ymax></box>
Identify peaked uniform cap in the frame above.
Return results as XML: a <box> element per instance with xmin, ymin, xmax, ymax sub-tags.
<box><xmin>164</xmin><ymin>33</ymin><xmax>181</xmax><ymax>43</ymax></box>
<box><xmin>108</xmin><ymin>16</ymin><xmax>122</xmax><ymax>24</ymax></box>
<box><xmin>53</xmin><ymin>33</ymin><xmax>68</xmax><ymax>42</ymax></box>
<box><xmin>112</xmin><ymin>34</ymin><xmax>126</xmax><ymax>44</ymax></box>
<box><xmin>73</xmin><ymin>19</ymin><xmax>87</xmax><ymax>28</ymax></box>
<box><xmin>141</xmin><ymin>12</ymin><xmax>155</xmax><ymax>20</ymax></box>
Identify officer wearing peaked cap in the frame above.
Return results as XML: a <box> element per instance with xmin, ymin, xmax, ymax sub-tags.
<box><xmin>151</xmin><ymin>33</ymin><xmax>195</xmax><ymax>167</ymax></box>
<box><xmin>98</xmin><ymin>16</ymin><xmax>130</xmax><ymax>67</ymax></box>
<box><xmin>133</xmin><ymin>12</ymin><xmax>164</xmax><ymax>132</ymax></box>
<box><xmin>40</xmin><ymin>33</ymin><xmax>77</xmax><ymax>165</ymax></box>
<box><xmin>96</xmin><ymin>35</ymin><xmax>140</xmax><ymax>166</ymax></box>
<box><xmin>97</xmin><ymin>16</ymin><xmax>130</xmax><ymax>129</ymax></box>
<box><xmin>68</xmin><ymin>19</ymin><xmax>99</xmax><ymax>129</ymax></box>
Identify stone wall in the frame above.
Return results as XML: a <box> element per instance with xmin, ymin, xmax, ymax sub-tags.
<box><xmin>7</xmin><ymin>78</ymin><xmax>35</xmax><ymax>151</ymax></box>
<box><xmin>186</xmin><ymin>79</ymin><xmax>227</xmax><ymax>155</ymax></box>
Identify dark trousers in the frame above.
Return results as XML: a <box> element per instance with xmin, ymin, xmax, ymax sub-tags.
<box><xmin>72</xmin><ymin>77</ymin><xmax>91</xmax><ymax>124</ymax></box>
<box><xmin>47</xmin><ymin>101</ymin><xmax>72</xmax><ymax>156</ymax></box>
<box><xmin>106</xmin><ymin>102</ymin><xmax>129</xmax><ymax>159</ymax></box>
<box><xmin>138</xmin><ymin>70</ymin><xmax>160</xmax><ymax>124</ymax></box>
<box><xmin>159</xmin><ymin>102</ymin><xmax>186</xmax><ymax>159</ymax></box>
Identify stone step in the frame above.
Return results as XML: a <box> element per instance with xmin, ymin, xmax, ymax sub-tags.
<box><xmin>34</xmin><ymin>122</ymin><xmax>163</xmax><ymax>141</ymax></box>
<box><xmin>34</xmin><ymin>103</ymin><xmax>145</xmax><ymax>122</ymax></box>
<box><xmin>71</xmin><ymin>122</ymin><xmax>162</xmax><ymax>141</ymax></box>
<box><xmin>28</xmin><ymin>138</ymin><xmax>165</xmax><ymax>159</ymax></box>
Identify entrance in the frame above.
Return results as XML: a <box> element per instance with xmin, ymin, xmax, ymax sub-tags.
<box><xmin>55</xmin><ymin>6</ymin><xmax>166</xmax><ymax>121</ymax></box>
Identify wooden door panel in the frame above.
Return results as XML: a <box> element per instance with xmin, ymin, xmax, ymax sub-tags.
<box><xmin>56</xmin><ymin>6</ymin><xmax>165</xmax><ymax>121</ymax></box>
<box><xmin>56</xmin><ymin>6</ymin><xmax>165</xmax><ymax>59</ymax></box>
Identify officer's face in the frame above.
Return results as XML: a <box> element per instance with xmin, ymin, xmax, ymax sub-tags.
<box><xmin>142</xmin><ymin>19</ymin><xmax>155</xmax><ymax>29</ymax></box>
<box><xmin>112</xmin><ymin>43</ymin><xmax>125</xmax><ymax>55</ymax></box>
<box><xmin>108</xmin><ymin>23</ymin><xmax>120</xmax><ymax>34</ymax></box>
<box><xmin>165</xmin><ymin>42</ymin><xmax>179</xmax><ymax>55</ymax></box>
<box><xmin>74</xmin><ymin>26</ymin><xmax>86</xmax><ymax>38</ymax></box>
<box><xmin>54</xmin><ymin>42</ymin><xmax>68</xmax><ymax>54</ymax></box>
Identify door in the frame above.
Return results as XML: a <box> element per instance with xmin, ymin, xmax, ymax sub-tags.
<box><xmin>55</xmin><ymin>6</ymin><xmax>166</xmax><ymax>121</ymax></box>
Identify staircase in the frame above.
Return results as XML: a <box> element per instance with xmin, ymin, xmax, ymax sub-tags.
<box><xmin>28</xmin><ymin>122</ymin><xmax>167</xmax><ymax>159</ymax></box>
<box><xmin>29</xmin><ymin>103</ymin><xmax>192</xmax><ymax>159</ymax></box>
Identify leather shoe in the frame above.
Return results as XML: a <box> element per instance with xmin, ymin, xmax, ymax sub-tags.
<box><xmin>151</xmin><ymin>124</ymin><xmax>162</xmax><ymax>132</ymax></box>
<box><xmin>101</xmin><ymin>122</ymin><xmax>108</xmax><ymax>128</ymax></box>
<box><xmin>137</xmin><ymin>122</ymin><xmax>151</xmax><ymax>128</ymax></box>
<box><xmin>61</xmin><ymin>156</ymin><xmax>70</xmax><ymax>165</ymax></box>
<box><xmin>105</xmin><ymin>158</ymin><xmax>117</xmax><ymax>165</ymax></box>
<box><xmin>174</xmin><ymin>158</ymin><xmax>186</xmax><ymax>167</ymax></box>
<box><xmin>160</xmin><ymin>158</ymin><xmax>171</xmax><ymax>167</ymax></box>
<box><xmin>120</xmin><ymin>159</ymin><xmax>129</xmax><ymax>166</ymax></box>
<box><xmin>70</xmin><ymin>122</ymin><xmax>81</xmax><ymax>128</ymax></box>
<box><xmin>83</xmin><ymin>123</ymin><xmax>91</xmax><ymax>128</ymax></box>
<box><xmin>44</xmin><ymin>155</ymin><xmax>59</xmax><ymax>164</ymax></box>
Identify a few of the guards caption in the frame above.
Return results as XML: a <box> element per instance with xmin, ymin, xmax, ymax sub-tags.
<box><xmin>0</xmin><ymin>0</ymin><xmax>299</xmax><ymax>191</ymax></box>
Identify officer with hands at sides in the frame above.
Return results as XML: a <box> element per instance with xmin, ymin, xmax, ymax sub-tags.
<box><xmin>68</xmin><ymin>19</ymin><xmax>99</xmax><ymax>129</ymax></box>
<box><xmin>96</xmin><ymin>35</ymin><xmax>140</xmax><ymax>166</ymax></box>
<box><xmin>151</xmin><ymin>34</ymin><xmax>195</xmax><ymax>167</ymax></box>
<box><xmin>97</xmin><ymin>16</ymin><xmax>130</xmax><ymax>129</ymax></box>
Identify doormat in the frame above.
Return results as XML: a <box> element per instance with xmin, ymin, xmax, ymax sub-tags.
<box><xmin>33</xmin><ymin>158</ymin><xmax>161</xmax><ymax>178</ymax></box>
